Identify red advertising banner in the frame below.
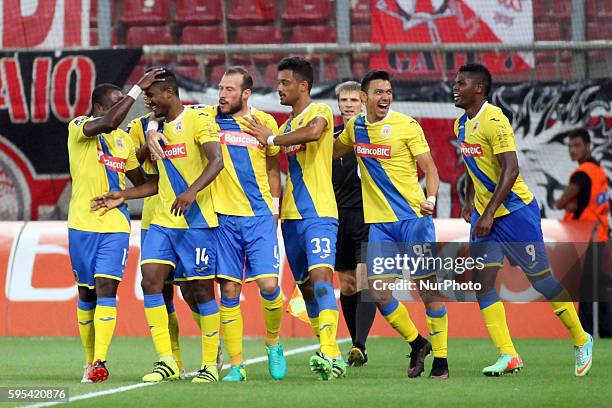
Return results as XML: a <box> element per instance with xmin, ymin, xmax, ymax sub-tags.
<box><xmin>0</xmin><ymin>220</ymin><xmax>596</xmax><ymax>339</ymax></box>
<box><xmin>370</xmin><ymin>0</ymin><xmax>534</xmax><ymax>77</ymax></box>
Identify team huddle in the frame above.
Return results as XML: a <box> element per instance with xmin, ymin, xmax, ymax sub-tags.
<box><xmin>67</xmin><ymin>58</ymin><xmax>594</xmax><ymax>385</ymax></box>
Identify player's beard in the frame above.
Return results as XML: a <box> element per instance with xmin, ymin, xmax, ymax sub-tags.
<box><xmin>224</xmin><ymin>99</ymin><xmax>243</xmax><ymax>115</ymax></box>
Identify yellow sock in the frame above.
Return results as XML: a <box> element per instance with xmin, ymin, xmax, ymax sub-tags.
<box><xmin>77</xmin><ymin>300</ymin><xmax>96</xmax><ymax>364</ymax></box>
<box><xmin>167</xmin><ymin>310</ymin><xmax>183</xmax><ymax>372</ymax></box>
<box><xmin>260</xmin><ymin>288</ymin><xmax>283</xmax><ymax>346</ymax></box>
<box><xmin>220</xmin><ymin>296</ymin><xmax>243</xmax><ymax>366</ymax></box>
<box><xmin>426</xmin><ymin>305</ymin><xmax>448</xmax><ymax>358</ymax></box>
<box><xmin>309</xmin><ymin>316</ymin><xmax>320</xmax><ymax>337</ymax></box>
<box><xmin>191</xmin><ymin>311</ymin><xmax>202</xmax><ymax>329</ymax></box>
<box><xmin>380</xmin><ymin>298</ymin><xmax>419</xmax><ymax>342</ymax></box>
<box><xmin>551</xmin><ymin>301</ymin><xmax>588</xmax><ymax>346</ymax></box>
<box><xmin>199</xmin><ymin>300</ymin><xmax>220</xmax><ymax>367</ymax></box>
<box><xmin>319</xmin><ymin>309</ymin><xmax>341</xmax><ymax>357</ymax></box>
<box><xmin>480</xmin><ymin>302</ymin><xmax>517</xmax><ymax>356</ymax></box>
<box><xmin>93</xmin><ymin>298</ymin><xmax>117</xmax><ymax>362</ymax></box>
<box><xmin>144</xmin><ymin>294</ymin><xmax>173</xmax><ymax>358</ymax></box>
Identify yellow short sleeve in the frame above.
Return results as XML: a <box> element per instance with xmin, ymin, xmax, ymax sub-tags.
<box><xmin>489</xmin><ymin>116</ymin><xmax>516</xmax><ymax>155</ymax></box>
<box><xmin>405</xmin><ymin>119</ymin><xmax>430</xmax><ymax>156</ymax></box>
<box><xmin>195</xmin><ymin>113</ymin><xmax>220</xmax><ymax>145</ymax></box>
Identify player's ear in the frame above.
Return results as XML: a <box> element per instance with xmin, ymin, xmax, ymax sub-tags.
<box><xmin>360</xmin><ymin>90</ymin><xmax>368</xmax><ymax>103</ymax></box>
<box><xmin>243</xmin><ymin>88</ymin><xmax>252</xmax><ymax>99</ymax></box>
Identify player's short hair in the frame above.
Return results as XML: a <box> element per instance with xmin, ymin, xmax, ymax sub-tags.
<box><xmin>458</xmin><ymin>63</ymin><xmax>492</xmax><ymax>96</ymax></box>
<box><xmin>225</xmin><ymin>66</ymin><xmax>253</xmax><ymax>92</ymax></box>
<box><xmin>568</xmin><ymin>127</ymin><xmax>591</xmax><ymax>144</ymax></box>
<box><xmin>361</xmin><ymin>70</ymin><xmax>391</xmax><ymax>93</ymax></box>
<box><xmin>91</xmin><ymin>83</ymin><xmax>121</xmax><ymax>107</ymax></box>
<box><xmin>145</xmin><ymin>66</ymin><xmax>179</xmax><ymax>97</ymax></box>
<box><xmin>335</xmin><ymin>81</ymin><xmax>361</xmax><ymax>100</ymax></box>
<box><xmin>277</xmin><ymin>57</ymin><xmax>314</xmax><ymax>92</ymax></box>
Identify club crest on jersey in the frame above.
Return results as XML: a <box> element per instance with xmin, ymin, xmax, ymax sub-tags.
<box><xmin>473</xmin><ymin>122</ymin><xmax>480</xmax><ymax>131</ymax></box>
<box><xmin>297</xmin><ymin>118</ymin><xmax>305</xmax><ymax>126</ymax></box>
<box><xmin>115</xmin><ymin>138</ymin><xmax>125</xmax><ymax>150</ymax></box>
<box><xmin>97</xmin><ymin>149</ymin><xmax>127</xmax><ymax>172</ymax></box>
<box><xmin>354</xmin><ymin>143</ymin><xmax>392</xmax><ymax>159</ymax></box>
<box><xmin>175</xmin><ymin>121</ymin><xmax>183</xmax><ymax>133</ymax></box>
<box><xmin>219</xmin><ymin>131</ymin><xmax>263</xmax><ymax>149</ymax></box>
<box><xmin>283</xmin><ymin>144</ymin><xmax>307</xmax><ymax>156</ymax></box>
<box><xmin>381</xmin><ymin>125</ymin><xmax>392</xmax><ymax>138</ymax></box>
<box><xmin>460</xmin><ymin>143</ymin><xmax>483</xmax><ymax>157</ymax></box>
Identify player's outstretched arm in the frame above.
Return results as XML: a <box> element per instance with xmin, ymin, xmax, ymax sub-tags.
<box><xmin>171</xmin><ymin>141</ymin><xmax>223</xmax><ymax>216</ymax></box>
<box><xmin>245</xmin><ymin>116</ymin><xmax>327</xmax><ymax>146</ymax></box>
<box><xmin>473</xmin><ymin>151</ymin><xmax>519</xmax><ymax>237</ymax></box>
<box><xmin>82</xmin><ymin>68</ymin><xmax>165</xmax><ymax>137</ymax></box>
<box><xmin>90</xmin><ymin>175</ymin><xmax>159</xmax><ymax>215</ymax></box>
<box><xmin>462</xmin><ymin>167</ymin><xmax>475</xmax><ymax>223</ymax></box>
<box><xmin>416</xmin><ymin>152</ymin><xmax>440</xmax><ymax>216</ymax></box>
<box><xmin>333</xmin><ymin>138</ymin><xmax>353</xmax><ymax>160</ymax></box>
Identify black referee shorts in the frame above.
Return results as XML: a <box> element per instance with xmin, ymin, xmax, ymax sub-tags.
<box><xmin>335</xmin><ymin>208</ymin><xmax>369</xmax><ymax>271</ymax></box>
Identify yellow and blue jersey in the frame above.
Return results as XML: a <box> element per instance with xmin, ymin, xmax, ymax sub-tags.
<box><xmin>454</xmin><ymin>102</ymin><xmax>534</xmax><ymax>218</ymax></box>
<box><xmin>149</xmin><ymin>107</ymin><xmax>219</xmax><ymax>229</ymax></box>
<box><xmin>279</xmin><ymin>102</ymin><xmax>337</xmax><ymax>220</ymax></box>
<box><xmin>338</xmin><ymin>111</ymin><xmax>430</xmax><ymax>224</ymax></box>
<box><xmin>67</xmin><ymin>116</ymin><xmax>139</xmax><ymax>233</ymax></box>
<box><xmin>126</xmin><ymin>113</ymin><xmax>159</xmax><ymax>230</ymax></box>
<box><xmin>197</xmin><ymin>105</ymin><xmax>280</xmax><ymax>216</ymax></box>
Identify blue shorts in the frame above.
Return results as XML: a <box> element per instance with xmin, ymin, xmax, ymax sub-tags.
<box><xmin>367</xmin><ymin>216</ymin><xmax>436</xmax><ymax>280</ymax></box>
<box><xmin>216</xmin><ymin>215</ymin><xmax>280</xmax><ymax>283</ymax></box>
<box><xmin>281</xmin><ymin>217</ymin><xmax>338</xmax><ymax>284</ymax></box>
<box><xmin>141</xmin><ymin>228</ymin><xmax>181</xmax><ymax>283</ymax></box>
<box><xmin>141</xmin><ymin>224</ymin><xmax>217</xmax><ymax>281</ymax></box>
<box><xmin>470</xmin><ymin>199</ymin><xmax>551</xmax><ymax>276</ymax></box>
<box><xmin>69</xmin><ymin>229</ymin><xmax>129</xmax><ymax>289</ymax></box>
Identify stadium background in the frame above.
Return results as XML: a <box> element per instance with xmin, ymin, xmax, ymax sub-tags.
<box><xmin>0</xmin><ymin>0</ymin><xmax>610</xmax><ymax>338</ymax></box>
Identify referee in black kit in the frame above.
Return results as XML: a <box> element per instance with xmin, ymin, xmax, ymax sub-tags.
<box><xmin>333</xmin><ymin>81</ymin><xmax>377</xmax><ymax>366</ymax></box>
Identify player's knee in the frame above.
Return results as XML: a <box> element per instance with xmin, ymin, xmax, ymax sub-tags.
<box><xmin>258</xmin><ymin>279</ymin><xmax>278</xmax><ymax>295</ymax></box>
<box><xmin>220</xmin><ymin>279</ymin><xmax>242</xmax><ymax>298</ymax></box>
<box><xmin>191</xmin><ymin>280</ymin><xmax>216</xmax><ymax>302</ymax></box>
<box><xmin>78</xmin><ymin>286</ymin><xmax>96</xmax><ymax>302</ymax></box>
<box><xmin>141</xmin><ymin>275</ymin><xmax>164</xmax><ymax>294</ymax></box>
<box><xmin>95</xmin><ymin>277</ymin><xmax>119</xmax><ymax>298</ymax></box>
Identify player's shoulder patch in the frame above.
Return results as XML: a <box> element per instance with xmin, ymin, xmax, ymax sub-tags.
<box><xmin>72</xmin><ymin>116</ymin><xmax>88</xmax><ymax>126</ymax></box>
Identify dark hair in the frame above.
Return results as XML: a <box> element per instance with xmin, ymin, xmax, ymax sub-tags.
<box><xmin>145</xmin><ymin>66</ymin><xmax>179</xmax><ymax>96</ymax></box>
<box><xmin>91</xmin><ymin>83</ymin><xmax>121</xmax><ymax>106</ymax></box>
<box><xmin>361</xmin><ymin>70</ymin><xmax>391</xmax><ymax>93</ymax></box>
<box><xmin>568</xmin><ymin>127</ymin><xmax>591</xmax><ymax>144</ymax></box>
<box><xmin>277</xmin><ymin>57</ymin><xmax>314</xmax><ymax>92</ymax></box>
<box><xmin>458</xmin><ymin>63</ymin><xmax>492</xmax><ymax>96</ymax></box>
<box><xmin>225</xmin><ymin>66</ymin><xmax>253</xmax><ymax>92</ymax></box>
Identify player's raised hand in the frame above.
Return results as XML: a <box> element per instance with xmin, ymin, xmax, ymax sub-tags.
<box><xmin>137</xmin><ymin>67</ymin><xmax>166</xmax><ymax>91</ymax></box>
<box><xmin>147</xmin><ymin>130</ymin><xmax>168</xmax><ymax>160</ymax></box>
<box><xmin>244</xmin><ymin>116</ymin><xmax>273</xmax><ymax>146</ymax></box>
<box><xmin>420</xmin><ymin>199</ymin><xmax>435</xmax><ymax>216</ymax></box>
<box><xmin>171</xmin><ymin>189</ymin><xmax>196</xmax><ymax>217</ymax></box>
<box><xmin>90</xmin><ymin>191</ymin><xmax>125</xmax><ymax>215</ymax></box>
<box><xmin>472</xmin><ymin>212</ymin><xmax>493</xmax><ymax>239</ymax></box>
